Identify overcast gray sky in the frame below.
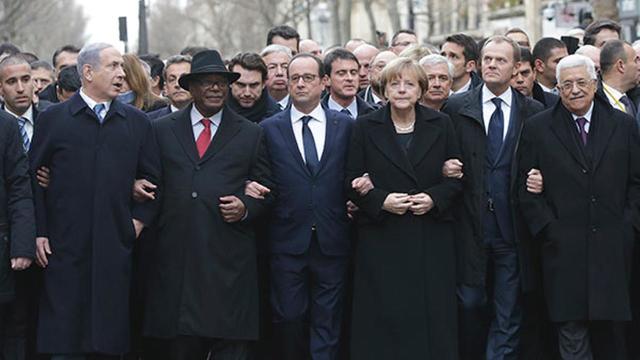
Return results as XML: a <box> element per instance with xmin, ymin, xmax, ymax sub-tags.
<box><xmin>82</xmin><ymin>0</ymin><xmax>139</xmax><ymax>52</ymax></box>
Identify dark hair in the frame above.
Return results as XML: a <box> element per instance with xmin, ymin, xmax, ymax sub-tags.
<box><xmin>519</xmin><ymin>47</ymin><xmax>534</xmax><ymax>67</ymax></box>
<box><xmin>57</xmin><ymin>65</ymin><xmax>81</xmax><ymax>92</ymax></box>
<box><xmin>323</xmin><ymin>48</ymin><xmax>360</xmax><ymax>75</ymax></box>
<box><xmin>52</xmin><ymin>45</ymin><xmax>80</xmax><ymax>68</ymax></box>
<box><xmin>584</xmin><ymin>19</ymin><xmax>621</xmax><ymax>46</ymax></box>
<box><xmin>267</xmin><ymin>25</ymin><xmax>300</xmax><ymax>48</ymax></box>
<box><xmin>600</xmin><ymin>39</ymin><xmax>628</xmax><ymax>74</ymax></box>
<box><xmin>0</xmin><ymin>43</ymin><xmax>20</xmax><ymax>57</ymax></box>
<box><xmin>180</xmin><ymin>46</ymin><xmax>209</xmax><ymax>57</ymax></box>
<box><xmin>139</xmin><ymin>54</ymin><xmax>165</xmax><ymax>89</ymax></box>
<box><xmin>444</xmin><ymin>33</ymin><xmax>479</xmax><ymax>63</ymax></box>
<box><xmin>532</xmin><ymin>37</ymin><xmax>566</xmax><ymax>62</ymax></box>
<box><xmin>228</xmin><ymin>52</ymin><xmax>268</xmax><ymax>82</ymax></box>
<box><xmin>30</xmin><ymin>60</ymin><xmax>53</xmax><ymax>72</ymax></box>
<box><xmin>391</xmin><ymin>29</ymin><xmax>416</xmax><ymax>45</ymax></box>
<box><xmin>20</xmin><ymin>52</ymin><xmax>39</xmax><ymax>63</ymax></box>
<box><xmin>288</xmin><ymin>53</ymin><xmax>325</xmax><ymax>78</ymax></box>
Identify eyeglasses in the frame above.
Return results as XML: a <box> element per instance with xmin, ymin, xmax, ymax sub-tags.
<box><xmin>194</xmin><ymin>78</ymin><xmax>228</xmax><ymax>89</ymax></box>
<box><xmin>290</xmin><ymin>74</ymin><xmax>318</xmax><ymax>83</ymax></box>
<box><xmin>558</xmin><ymin>79</ymin><xmax>594</xmax><ymax>93</ymax></box>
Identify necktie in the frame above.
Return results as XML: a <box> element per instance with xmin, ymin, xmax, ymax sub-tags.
<box><xmin>550</xmin><ymin>87</ymin><xmax>559</xmax><ymax>96</ymax></box>
<box><xmin>619</xmin><ymin>95</ymin><xmax>637</xmax><ymax>117</ymax></box>
<box><xmin>301</xmin><ymin>116</ymin><xmax>319</xmax><ymax>174</ymax></box>
<box><xmin>196</xmin><ymin>118</ymin><xmax>212</xmax><ymax>158</ymax></box>
<box><xmin>576</xmin><ymin>117</ymin><xmax>588</xmax><ymax>146</ymax></box>
<box><xmin>486</xmin><ymin>98</ymin><xmax>504</xmax><ymax>163</ymax></box>
<box><xmin>340</xmin><ymin>108</ymin><xmax>353</xmax><ymax>118</ymax></box>
<box><xmin>16</xmin><ymin>117</ymin><xmax>30</xmax><ymax>151</ymax></box>
<box><xmin>93</xmin><ymin>103</ymin><xmax>106</xmax><ymax>123</ymax></box>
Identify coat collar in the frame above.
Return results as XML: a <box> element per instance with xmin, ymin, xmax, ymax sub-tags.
<box><xmin>68</xmin><ymin>92</ymin><xmax>126</xmax><ymax>123</ymax></box>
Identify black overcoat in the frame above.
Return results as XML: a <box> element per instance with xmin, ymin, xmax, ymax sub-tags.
<box><xmin>30</xmin><ymin>93</ymin><xmax>160</xmax><ymax>354</ymax></box>
<box><xmin>517</xmin><ymin>97</ymin><xmax>640</xmax><ymax>321</ymax></box>
<box><xmin>346</xmin><ymin>104</ymin><xmax>462</xmax><ymax>360</ymax></box>
<box><xmin>442</xmin><ymin>87</ymin><xmax>544</xmax><ymax>292</ymax></box>
<box><xmin>143</xmin><ymin>104</ymin><xmax>272</xmax><ymax>340</ymax></box>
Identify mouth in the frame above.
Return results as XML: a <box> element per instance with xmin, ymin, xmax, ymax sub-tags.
<box><xmin>113</xmin><ymin>82</ymin><xmax>123</xmax><ymax>90</ymax></box>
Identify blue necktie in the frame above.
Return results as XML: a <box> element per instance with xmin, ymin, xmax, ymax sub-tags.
<box><xmin>340</xmin><ymin>108</ymin><xmax>353</xmax><ymax>118</ymax></box>
<box><xmin>93</xmin><ymin>103</ymin><xmax>106</xmax><ymax>123</ymax></box>
<box><xmin>487</xmin><ymin>98</ymin><xmax>504</xmax><ymax>164</ymax></box>
<box><xmin>17</xmin><ymin>117</ymin><xmax>30</xmax><ymax>151</ymax></box>
<box><xmin>301</xmin><ymin>116</ymin><xmax>319</xmax><ymax>175</ymax></box>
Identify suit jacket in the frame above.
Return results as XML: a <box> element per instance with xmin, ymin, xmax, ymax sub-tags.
<box><xmin>357</xmin><ymin>86</ymin><xmax>383</xmax><ymax>109</ymax></box>
<box><xmin>0</xmin><ymin>109</ymin><xmax>35</xmax><ymax>303</ymax></box>
<box><xmin>321</xmin><ymin>92</ymin><xmax>376</xmax><ymax>119</ymax></box>
<box><xmin>146</xmin><ymin>104</ymin><xmax>172</xmax><ymax>120</ymax></box>
<box><xmin>442</xmin><ymin>86</ymin><xmax>544</xmax><ymax>291</ymax></box>
<box><xmin>517</xmin><ymin>96</ymin><xmax>640</xmax><ymax>321</ymax></box>
<box><xmin>144</xmin><ymin>104</ymin><xmax>272</xmax><ymax>340</ymax></box>
<box><xmin>30</xmin><ymin>93</ymin><xmax>160</xmax><ymax>353</ymax></box>
<box><xmin>260</xmin><ymin>106</ymin><xmax>352</xmax><ymax>256</ymax></box>
<box><xmin>532</xmin><ymin>82</ymin><xmax>559</xmax><ymax>109</ymax></box>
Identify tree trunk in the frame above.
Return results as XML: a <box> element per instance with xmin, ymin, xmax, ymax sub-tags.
<box><xmin>592</xmin><ymin>0</ymin><xmax>619</xmax><ymax>21</ymax></box>
<box><xmin>341</xmin><ymin>0</ymin><xmax>352</xmax><ymax>41</ymax></box>
<box><xmin>363</xmin><ymin>0</ymin><xmax>378</xmax><ymax>44</ymax></box>
<box><xmin>331</xmin><ymin>0</ymin><xmax>342</xmax><ymax>44</ymax></box>
<box><xmin>387</xmin><ymin>0</ymin><xmax>401</xmax><ymax>34</ymax></box>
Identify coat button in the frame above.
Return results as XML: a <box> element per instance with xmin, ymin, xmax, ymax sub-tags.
<box><xmin>195</xmin><ymin>165</ymin><xmax>201</xmax><ymax>171</ymax></box>
<box><xmin>582</xmin><ymin>169</ymin><xmax>588</xmax><ymax>174</ymax></box>
<box><xmin>191</xmin><ymin>191</ymin><xmax>198</xmax><ymax>199</ymax></box>
<box><xmin>590</xmin><ymin>196</ymin><xmax>596</xmax><ymax>203</ymax></box>
<box><xmin>591</xmin><ymin>227</ymin><xmax>597</xmax><ymax>233</ymax></box>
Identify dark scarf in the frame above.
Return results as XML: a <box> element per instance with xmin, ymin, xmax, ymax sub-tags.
<box><xmin>227</xmin><ymin>88</ymin><xmax>281</xmax><ymax>123</ymax></box>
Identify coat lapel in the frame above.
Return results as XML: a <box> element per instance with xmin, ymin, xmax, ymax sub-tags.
<box><xmin>408</xmin><ymin>106</ymin><xmax>441</xmax><ymax>167</ymax></box>
<box><xmin>317</xmin><ymin>110</ymin><xmax>338</xmax><ymax>175</ymax></box>
<box><xmin>549</xmin><ymin>103</ymin><xmax>588</xmax><ymax>169</ymax></box>
<box><xmin>589</xmin><ymin>100</ymin><xmax>618</xmax><ymax>172</ymax></box>
<box><xmin>199</xmin><ymin>107</ymin><xmax>242</xmax><ymax>164</ymax></box>
<box><xmin>457</xmin><ymin>86</ymin><xmax>484</xmax><ymax>127</ymax></box>
<box><xmin>171</xmin><ymin>105</ymin><xmax>199</xmax><ymax>165</ymax></box>
<box><xmin>368</xmin><ymin>106</ymin><xmax>417</xmax><ymax>183</ymax></box>
<box><xmin>276</xmin><ymin>110</ymin><xmax>311</xmax><ymax>177</ymax></box>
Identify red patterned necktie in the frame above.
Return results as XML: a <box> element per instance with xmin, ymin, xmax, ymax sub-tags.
<box><xmin>196</xmin><ymin>118</ymin><xmax>212</xmax><ymax>158</ymax></box>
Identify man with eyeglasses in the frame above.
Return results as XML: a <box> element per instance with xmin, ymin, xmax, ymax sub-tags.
<box><xmin>390</xmin><ymin>29</ymin><xmax>418</xmax><ymax>55</ymax></box>
<box><xmin>518</xmin><ymin>54</ymin><xmax>640</xmax><ymax>360</ymax></box>
<box><xmin>142</xmin><ymin>50</ymin><xmax>273</xmax><ymax>359</ymax></box>
<box><xmin>256</xmin><ymin>53</ymin><xmax>357</xmax><ymax>360</ymax></box>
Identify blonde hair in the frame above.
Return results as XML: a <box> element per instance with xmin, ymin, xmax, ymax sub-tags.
<box><xmin>398</xmin><ymin>44</ymin><xmax>433</xmax><ymax>62</ymax></box>
<box><xmin>122</xmin><ymin>53</ymin><xmax>165</xmax><ymax>110</ymax></box>
<box><xmin>380</xmin><ymin>57</ymin><xmax>429</xmax><ymax>98</ymax></box>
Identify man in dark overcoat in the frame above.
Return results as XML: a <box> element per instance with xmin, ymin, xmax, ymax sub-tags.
<box><xmin>142</xmin><ymin>50</ymin><xmax>272</xmax><ymax>359</ymax></box>
<box><xmin>518</xmin><ymin>54</ymin><xmax>640</xmax><ymax>360</ymax></box>
<box><xmin>29</xmin><ymin>43</ymin><xmax>160</xmax><ymax>359</ymax></box>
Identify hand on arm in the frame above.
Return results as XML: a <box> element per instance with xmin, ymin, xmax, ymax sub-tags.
<box><xmin>219</xmin><ymin>196</ymin><xmax>247</xmax><ymax>223</ymax></box>
<box><xmin>132</xmin><ymin>179</ymin><xmax>157</xmax><ymax>202</ymax></box>
<box><xmin>244</xmin><ymin>181</ymin><xmax>271</xmax><ymax>200</ymax></box>
<box><xmin>526</xmin><ymin>168</ymin><xmax>544</xmax><ymax>194</ymax></box>
<box><xmin>382</xmin><ymin>193</ymin><xmax>412</xmax><ymax>215</ymax></box>
<box><xmin>442</xmin><ymin>158</ymin><xmax>463</xmax><ymax>179</ymax></box>
<box><xmin>351</xmin><ymin>173</ymin><xmax>374</xmax><ymax>196</ymax></box>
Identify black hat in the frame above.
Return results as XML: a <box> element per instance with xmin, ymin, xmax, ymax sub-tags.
<box><xmin>178</xmin><ymin>49</ymin><xmax>240</xmax><ymax>90</ymax></box>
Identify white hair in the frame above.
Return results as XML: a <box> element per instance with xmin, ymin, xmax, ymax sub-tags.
<box><xmin>556</xmin><ymin>54</ymin><xmax>597</xmax><ymax>83</ymax></box>
<box><xmin>419</xmin><ymin>54</ymin><xmax>454</xmax><ymax>79</ymax></box>
<box><xmin>77</xmin><ymin>42</ymin><xmax>114</xmax><ymax>79</ymax></box>
<box><xmin>260</xmin><ymin>44</ymin><xmax>292</xmax><ymax>59</ymax></box>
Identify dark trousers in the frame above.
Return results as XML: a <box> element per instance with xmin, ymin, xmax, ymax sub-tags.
<box><xmin>0</xmin><ymin>268</ymin><xmax>41</xmax><ymax>360</ymax></box>
<box><xmin>270</xmin><ymin>232</ymin><xmax>347</xmax><ymax>360</ymax></box>
<box><xmin>144</xmin><ymin>336</ymin><xmax>251</xmax><ymax>360</ymax></box>
<box><xmin>458</xmin><ymin>211</ymin><xmax>521</xmax><ymax>360</ymax></box>
<box><xmin>556</xmin><ymin>321</ymin><xmax>626</xmax><ymax>360</ymax></box>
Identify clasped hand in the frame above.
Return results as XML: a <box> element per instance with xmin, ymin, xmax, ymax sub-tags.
<box><xmin>382</xmin><ymin>192</ymin><xmax>434</xmax><ymax>216</ymax></box>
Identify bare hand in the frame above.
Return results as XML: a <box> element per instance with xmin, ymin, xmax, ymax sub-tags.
<box><xmin>37</xmin><ymin>166</ymin><xmax>50</xmax><ymax>188</ymax></box>
<box><xmin>347</xmin><ymin>200</ymin><xmax>359</xmax><ymax>219</ymax></box>
<box><xmin>36</xmin><ymin>237</ymin><xmax>51</xmax><ymax>268</ymax></box>
<box><xmin>409</xmin><ymin>193</ymin><xmax>434</xmax><ymax>215</ymax></box>
<box><xmin>351</xmin><ymin>174</ymin><xmax>374</xmax><ymax>196</ymax></box>
<box><xmin>442</xmin><ymin>158</ymin><xmax>463</xmax><ymax>179</ymax></box>
<box><xmin>219</xmin><ymin>195</ymin><xmax>247</xmax><ymax>223</ymax></box>
<box><xmin>132</xmin><ymin>218</ymin><xmax>144</xmax><ymax>238</ymax></box>
<box><xmin>11</xmin><ymin>257</ymin><xmax>32</xmax><ymax>271</ymax></box>
<box><xmin>382</xmin><ymin>193</ymin><xmax>412</xmax><ymax>215</ymax></box>
<box><xmin>244</xmin><ymin>181</ymin><xmax>271</xmax><ymax>200</ymax></box>
<box><xmin>526</xmin><ymin>168</ymin><xmax>543</xmax><ymax>194</ymax></box>
<box><xmin>132</xmin><ymin>179</ymin><xmax>157</xmax><ymax>202</ymax></box>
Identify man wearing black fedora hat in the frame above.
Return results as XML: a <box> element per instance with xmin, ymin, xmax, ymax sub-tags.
<box><xmin>143</xmin><ymin>49</ymin><xmax>273</xmax><ymax>360</ymax></box>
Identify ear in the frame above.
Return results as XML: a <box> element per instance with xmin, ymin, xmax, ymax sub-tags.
<box><xmin>322</xmin><ymin>74</ymin><xmax>329</xmax><ymax>87</ymax></box>
<box><xmin>465</xmin><ymin>60</ymin><xmax>476</xmax><ymax>73</ymax></box>
<box><xmin>616</xmin><ymin>58</ymin><xmax>625</xmax><ymax>73</ymax></box>
<box><xmin>534</xmin><ymin>59</ymin><xmax>545</xmax><ymax>73</ymax></box>
<box><xmin>512</xmin><ymin>62</ymin><xmax>520</xmax><ymax>77</ymax></box>
<box><xmin>82</xmin><ymin>64</ymin><xmax>93</xmax><ymax>82</ymax></box>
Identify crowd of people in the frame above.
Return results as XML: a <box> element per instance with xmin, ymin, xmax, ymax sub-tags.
<box><xmin>0</xmin><ymin>18</ymin><xmax>638</xmax><ymax>360</ymax></box>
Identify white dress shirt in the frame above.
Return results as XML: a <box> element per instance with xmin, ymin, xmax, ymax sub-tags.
<box><xmin>278</xmin><ymin>94</ymin><xmax>290</xmax><ymax>110</ymax></box>
<box><xmin>5</xmin><ymin>105</ymin><xmax>34</xmax><ymax>141</ymax></box>
<box><xmin>481</xmin><ymin>85</ymin><xmax>512</xmax><ymax>139</ymax></box>
<box><xmin>170</xmin><ymin>104</ymin><xmax>180</xmax><ymax>113</ymax></box>
<box><xmin>290</xmin><ymin>103</ymin><xmax>326</xmax><ymax>162</ymax></box>
<box><xmin>602</xmin><ymin>82</ymin><xmax>628</xmax><ymax>113</ymax></box>
<box><xmin>571</xmin><ymin>102</ymin><xmax>594</xmax><ymax>133</ymax></box>
<box><xmin>538</xmin><ymin>82</ymin><xmax>557</xmax><ymax>94</ymax></box>
<box><xmin>327</xmin><ymin>95</ymin><xmax>358</xmax><ymax>118</ymax></box>
<box><xmin>453</xmin><ymin>77</ymin><xmax>472</xmax><ymax>95</ymax></box>
<box><xmin>79</xmin><ymin>88</ymin><xmax>112</xmax><ymax>120</ymax></box>
<box><xmin>190</xmin><ymin>106</ymin><xmax>222</xmax><ymax>141</ymax></box>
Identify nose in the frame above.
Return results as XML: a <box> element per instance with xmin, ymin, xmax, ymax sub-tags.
<box><xmin>275</xmin><ymin>66</ymin><xmax>284</xmax><ymax>76</ymax></box>
<box><xmin>16</xmin><ymin>80</ymin><xmax>24</xmax><ymax>92</ymax></box>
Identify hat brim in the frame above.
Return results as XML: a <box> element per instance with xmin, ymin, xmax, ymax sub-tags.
<box><xmin>178</xmin><ymin>71</ymin><xmax>241</xmax><ymax>91</ymax></box>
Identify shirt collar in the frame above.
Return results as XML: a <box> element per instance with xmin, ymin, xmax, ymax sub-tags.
<box><xmin>482</xmin><ymin>85</ymin><xmax>512</xmax><ymax>108</ymax></box>
<box><xmin>571</xmin><ymin>102</ymin><xmax>594</xmax><ymax>122</ymax></box>
<box><xmin>170</xmin><ymin>104</ymin><xmax>180</xmax><ymax>113</ymax></box>
<box><xmin>190</xmin><ymin>105</ymin><xmax>223</xmax><ymax>127</ymax></box>
<box><xmin>602</xmin><ymin>82</ymin><xmax>625</xmax><ymax>101</ymax></box>
<box><xmin>538</xmin><ymin>82</ymin><xmax>555</xmax><ymax>93</ymax></box>
<box><xmin>453</xmin><ymin>77</ymin><xmax>472</xmax><ymax>94</ymax></box>
<box><xmin>278</xmin><ymin>94</ymin><xmax>290</xmax><ymax>109</ymax></box>
<box><xmin>327</xmin><ymin>95</ymin><xmax>358</xmax><ymax>116</ymax></box>
<box><xmin>290</xmin><ymin>102</ymin><xmax>325</xmax><ymax>124</ymax></box>
<box><xmin>5</xmin><ymin>104</ymin><xmax>33</xmax><ymax>124</ymax></box>
<box><xmin>79</xmin><ymin>88</ymin><xmax>112</xmax><ymax>114</ymax></box>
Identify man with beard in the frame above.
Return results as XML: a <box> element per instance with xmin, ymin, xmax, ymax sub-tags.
<box><xmin>147</xmin><ymin>55</ymin><xmax>192</xmax><ymax>120</ymax></box>
<box><xmin>227</xmin><ymin>52</ymin><xmax>281</xmax><ymax>123</ymax></box>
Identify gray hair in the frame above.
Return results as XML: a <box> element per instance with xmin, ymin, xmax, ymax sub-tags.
<box><xmin>0</xmin><ymin>54</ymin><xmax>30</xmax><ymax>79</ymax></box>
<box><xmin>77</xmin><ymin>43</ymin><xmax>114</xmax><ymax>78</ymax></box>
<box><xmin>419</xmin><ymin>54</ymin><xmax>454</xmax><ymax>79</ymax></box>
<box><xmin>260</xmin><ymin>44</ymin><xmax>293</xmax><ymax>59</ymax></box>
<box><xmin>163</xmin><ymin>54</ymin><xmax>191</xmax><ymax>78</ymax></box>
<box><xmin>556</xmin><ymin>54</ymin><xmax>598</xmax><ymax>82</ymax></box>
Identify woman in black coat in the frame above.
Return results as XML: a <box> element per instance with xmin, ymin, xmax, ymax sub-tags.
<box><xmin>346</xmin><ymin>57</ymin><xmax>463</xmax><ymax>359</ymax></box>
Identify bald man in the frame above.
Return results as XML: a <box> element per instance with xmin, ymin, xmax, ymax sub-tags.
<box><xmin>358</xmin><ymin>50</ymin><xmax>397</xmax><ymax>107</ymax></box>
<box><xmin>353</xmin><ymin>44</ymin><xmax>379</xmax><ymax>90</ymax></box>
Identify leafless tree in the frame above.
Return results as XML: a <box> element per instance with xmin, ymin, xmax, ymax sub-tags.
<box><xmin>592</xmin><ymin>0</ymin><xmax>619</xmax><ymax>21</ymax></box>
